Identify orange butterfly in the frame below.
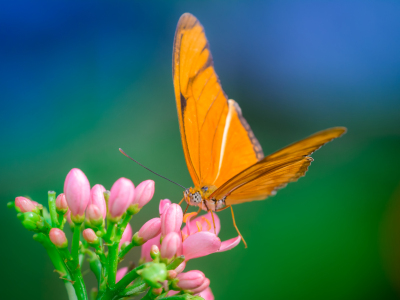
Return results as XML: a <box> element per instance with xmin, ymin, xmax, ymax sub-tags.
<box><xmin>173</xmin><ymin>13</ymin><xmax>346</xmax><ymax>246</ymax></box>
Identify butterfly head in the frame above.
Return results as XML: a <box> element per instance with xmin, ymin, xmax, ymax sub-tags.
<box><xmin>183</xmin><ymin>187</ymin><xmax>202</xmax><ymax>206</ymax></box>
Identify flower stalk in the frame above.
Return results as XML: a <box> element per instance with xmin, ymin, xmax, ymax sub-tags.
<box><xmin>10</xmin><ymin>169</ymin><xmax>224</xmax><ymax>300</ymax></box>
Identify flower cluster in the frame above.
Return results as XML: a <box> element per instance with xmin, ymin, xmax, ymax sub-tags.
<box><xmin>9</xmin><ymin>168</ymin><xmax>240</xmax><ymax>300</ymax></box>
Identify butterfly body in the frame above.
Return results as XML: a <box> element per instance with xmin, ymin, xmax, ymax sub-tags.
<box><xmin>184</xmin><ymin>186</ymin><xmax>226</xmax><ymax>211</ymax></box>
<box><xmin>174</xmin><ymin>13</ymin><xmax>346</xmax><ymax>218</ymax></box>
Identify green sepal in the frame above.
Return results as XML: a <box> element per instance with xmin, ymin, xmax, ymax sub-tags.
<box><xmin>127</xmin><ymin>203</ymin><xmax>141</xmax><ymax>215</ymax></box>
<box><xmin>17</xmin><ymin>213</ymin><xmax>24</xmax><ymax>221</ymax></box>
<box><xmin>7</xmin><ymin>202</ymin><xmax>15</xmax><ymax>209</ymax></box>
<box><xmin>138</xmin><ymin>262</ymin><xmax>167</xmax><ymax>288</ymax></box>
<box><xmin>22</xmin><ymin>212</ymin><xmax>41</xmax><ymax>231</ymax></box>
<box><xmin>167</xmin><ymin>256</ymin><xmax>185</xmax><ymax>270</ymax></box>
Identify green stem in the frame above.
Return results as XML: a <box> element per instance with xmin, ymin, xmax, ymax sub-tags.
<box><xmin>33</xmin><ymin>233</ymin><xmax>77</xmax><ymax>300</ymax></box>
<box><xmin>72</xmin><ymin>224</ymin><xmax>82</xmax><ymax>266</ymax></box>
<box><xmin>114</xmin><ymin>264</ymin><xmax>147</xmax><ymax>292</ymax></box>
<box><xmin>71</xmin><ymin>268</ymin><xmax>88</xmax><ymax>300</ymax></box>
<box><xmin>48</xmin><ymin>191</ymin><xmax>59</xmax><ymax>227</ymax></box>
<box><xmin>107</xmin><ymin>243</ymin><xmax>119</xmax><ymax>287</ymax></box>
<box><xmin>65</xmin><ymin>282</ymin><xmax>78</xmax><ymax>300</ymax></box>
<box><xmin>118</xmin><ymin>240</ymin><xmax>139</xmax><ymax>262</ymax></box>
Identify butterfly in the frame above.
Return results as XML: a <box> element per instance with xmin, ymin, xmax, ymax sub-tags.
<box><xmin>173</xmin><ymin>13</ymin><xmax>346</xmax><ymax>246</ymax></box>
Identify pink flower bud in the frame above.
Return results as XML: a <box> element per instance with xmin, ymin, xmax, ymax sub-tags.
<box><xmin>132</xmin><ymin>180</ymin><xmax>155</xmax><ymax>208</ymax></box>
<box><xmin>55</xmin><ymin>194</ymin><xmax>68</xmax><ymax>213</ymax></box>
<box><xmin>174</xmin><ymin>261</ymin><xmax>186</xmax><ymax>274</ymax></box>
<box><xmin>90</xmin><ymin>184</ymin><xmax>107</xmax><ymax>219</ymax></box>
<box><xmin>159</xmin><ymin>199</ymin><xmax>171</xmax><ymax>215</ymax></box>
<box><xmin>191</xmin><ymin>277</ymin><xmax>210</xmax><ymax>294</ymax></box>
<box><xmin>119</xmin><ymin>223</ymin><xmax>133</xmax><ymax>250</ymax></box>
<box><xmin>108</xmin><ymin>178</ymin><xmax>135</xmax><ymax>219</ymax></box>
<box><xmin>15</xmin><ymin>197</ymin><xmax>37</xmax><ymax>213</ymax></box>
<box><xmin>161</xmin><ymin>204</ymin><xmax>183</xmax><ymax>237</ymax></box>
<box><xmin>197</xmin><ymin>287</ymin><xmax>214</xmax><ymax>300</ymax></box>
<box><xmin>137</xmin><ymin>218</ymin><xmax>161</xmax><ymax>242</ymax></box>
<box><xmin>86</xmin><ymin>204</ymin><xmax>103</xmax><ymax>227</ymax></box>
<box><xmin>176</xmin><ymin>270</ymin><xmax>206</xmax><ymax>290</ymax></box>
<box><xmin>64</xmin><ymin>168</ymin><xmax>90</xmax><ymax>222</ymax></box>
<box><xmin>150</xmin><ymin>244</ymin><xmax>160</xmax><ymax>260</ymax></box>
<box><xmin>116</xmin><ymin>267</ymin><xmax>128</xmax><ymax>283</ymax></box>
<box><xmin>140</xmin><ymin>234</ymin><xmax>161</xmax><ymax>262</ymax></box>
<box><xmin>49</xmin><ymin>228</ymin><xmax>68</xmax><ymax>248</ymax></box>
<box><xmin>168</xmin><ymin>270</ymin><xmax>177</xmax><ymax>280</ymax></box>
<box><xmin>160</xmin><ymin>232</ymin><xmax>182</xmax><ymax>259</ymax></box>
<box><xmin>82</xmin><ymin>228</ymin><xmax>99</xmax><ymax>244</ymax></box>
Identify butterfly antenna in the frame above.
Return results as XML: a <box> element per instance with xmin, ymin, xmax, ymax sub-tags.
<box><xmin>119</xmin><ymin>148</ymin><xmax>186</xmax><ymax>190</ymax></box>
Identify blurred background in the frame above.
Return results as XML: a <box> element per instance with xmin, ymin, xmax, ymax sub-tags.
<box><xmin>1</xmin><ymin>1</ymin><xmax>400</xmax><ymax>299</ymax></box>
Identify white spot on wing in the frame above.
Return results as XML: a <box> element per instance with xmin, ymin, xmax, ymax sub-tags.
<box><xmin>215</xmin><ymin>100</ymin><xmax>234</xmax><ymax>181</ymax></box>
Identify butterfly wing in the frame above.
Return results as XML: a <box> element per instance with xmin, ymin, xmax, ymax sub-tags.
<box><xmin>173</xmin><ymin>13</ymin><xmax>263</xmax><ymax>187</ymax></box>
<box><xmin>210</xmin><ymin>127</ymin><xmax>346</xmax><ymax>204</ymax></box>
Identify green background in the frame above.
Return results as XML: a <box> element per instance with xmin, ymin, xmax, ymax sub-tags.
<box><xmin>1</xmin><ymin>1</ymin><xmax>400</xmax><ymax>299</ymax></box>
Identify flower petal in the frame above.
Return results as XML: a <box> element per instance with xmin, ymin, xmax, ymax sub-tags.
<box><xmin>141</xmin><ymin>233</ymin><xmax>161</xmax><ymax>262</ymax></box>
<box><xmin>182</xmin><ymin>231</ymin><xmax>221</xmax><ymax>260</ymax></box>
<box><xmin>116</xmin><ymin>267</ymin><xmax>128</xmax><ymax>283</ymax></box>
<box><xmin>218</xmin><ymin>236</ymin><xmax>241</xmax><ymax>252</ymax></box>
<box><xmin>182</xmin><ymin>212</ymin><xmax>220</xmax><ymax>236</ymax></box>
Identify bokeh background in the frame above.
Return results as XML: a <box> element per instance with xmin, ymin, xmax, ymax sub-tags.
<box><xmin>1</xmin><ymin>1</ymin><xmax>400</xmax><ymax>299</ymax></box>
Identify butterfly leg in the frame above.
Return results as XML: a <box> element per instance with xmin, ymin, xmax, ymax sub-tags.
<box><xmin>209</xmin><ymin>210</ymin><xmax>216</xmax><ymax>234</ymax></box>
<box><xmin>216</xmin><ymin>205</ymin><xmax>247</xmax><ymax>248</ymax></box>
<box><xmin>179</xmin><ymin>198</ymin><xmax>185</xmax><ymax>205</ymax></box>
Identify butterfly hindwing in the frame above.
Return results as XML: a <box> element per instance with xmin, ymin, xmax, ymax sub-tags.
<box><xmin>210</xmin><ymin>127</ymin><xmax>346</xmax><ymax>204</ymax></box>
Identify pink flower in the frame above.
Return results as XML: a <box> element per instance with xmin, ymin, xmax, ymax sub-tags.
<box><xmin>116</xmin><ymin>267</ymin><xmax>128</xmax><ymax>283</ymax></box>
<box><xmin>108</xmin><ymin>178</ymin><xmax>135</xmax><ymax>219</ymax></box>
<box><xmin>133</xmin><ymin>218</ymin><xmax>161</xmax><ymax>245</ymax></box>
<box><xmin>55</xmin><ymin>194</ymin><xmax>68</xmax><ymax>213</ymax></box>
<box><xmin>119</xmin><ymin>223</ymin><xmax>133</xmax><ymax>250</ymax></box>
<box><xmin>160</xmin><ymin>232</ymin><xmax>182</xmax><ymax>259</ymax></box>
<box><xmin>192</xmin><ymin>278</ymin><xmax>210</xmax><ymax>294</ymax></box>
<box><xmin>159</xmin><ymin>199</ymin><xmax>171</xmax><ymax>215</ymax></box>
<box><xmin>181</xmin><ymin>212</ymin><xmax>241</xmax><ymax>260</ymax></box>
<box><xmin>82</xmin><ymin>228</ymin><xmax>98</xmax><ymax>244</ymax></box>
<box><xmin>64</xmin><ymin>168</ymin><xmax>90</xmax><ymax>222</ymax></box>
<box><xmin>175</xmin><ymin>270</ymin><xmax>205</xmax><ymax>290</ymax></box>
<box><xmin>86</xmin><ymin>204</ymin><xmax>103</xmax><ymax>227</ymax></box>
<box><xmin>49</xmin><ymin>228</ymin><xmax>68</xmax><ymax>248</ymax></box>
<box><xmin>15</xmin><ymin>197</ymin><xmax>37</xmax><ymax>213</ymax></box>
<box><xmin>141</xmin><ymin>234</ymin><xmax>161</xmax><ymax>262</ymax></box>
<box><xmin>161</xmin><ymin>204</ymin><xmax>183</xmax><ymax>237</ymax></box>
<box><xmin>89</xmin><ymin>184</ymin><xmax>107</xmax><ymax>219</ymax></box>
<box><xmin>132</xmin><ymin>180</ymin><xmax>155</xmax><ymax>208</ymax></box>
<box><xmin>196</xmin><ymin>287</ymin><xmax>214</xmax><ymax>300</ymax></box>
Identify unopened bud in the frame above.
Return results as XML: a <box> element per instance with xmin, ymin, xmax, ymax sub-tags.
<box><xmin>49</xmin><ymin>228</ymin><xmax>68</xmax><ymax>248</ymax></box>
<box><xmin>150</xmin><ymin>244</ymin><xmax>160</xmax><ymax>261</ymax></box>
<box><xmin>133</xmin><ymin>218</ymin><xmax>162</xmax><ymax>246</ymax></box>
<box><xmin>86</xmin><ymin>204</ymin><xmax>103</xmax><ymax>227</ymax></box>
<box><xmin>168</xmin><ymin>270</ymin><xmax>177</xmax><ymax>280</ymax></box>
<box><xmin>83</xmin><ymin>228</ymin><xmax>99</xmax><ymax>245</ymax></box>
<box><xmin>56</xmin><ymin>193</ymin><xmax>68</xmax><ymax>214</ymax></box>
<box><xmin>174</xmin><ymin>270</ymin><xmax>205</xmax><ymax>291</ymax></box>
<box><xmin>15</xmin><ymin>197</ymin><xmax>38</xmax><ymax>213</ymax></box>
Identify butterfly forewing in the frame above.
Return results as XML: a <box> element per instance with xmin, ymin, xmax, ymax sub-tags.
<box><xmin>173</xmin><ymin>13</ymin><xmax>263</xmax><ymax>188</ymax></box>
